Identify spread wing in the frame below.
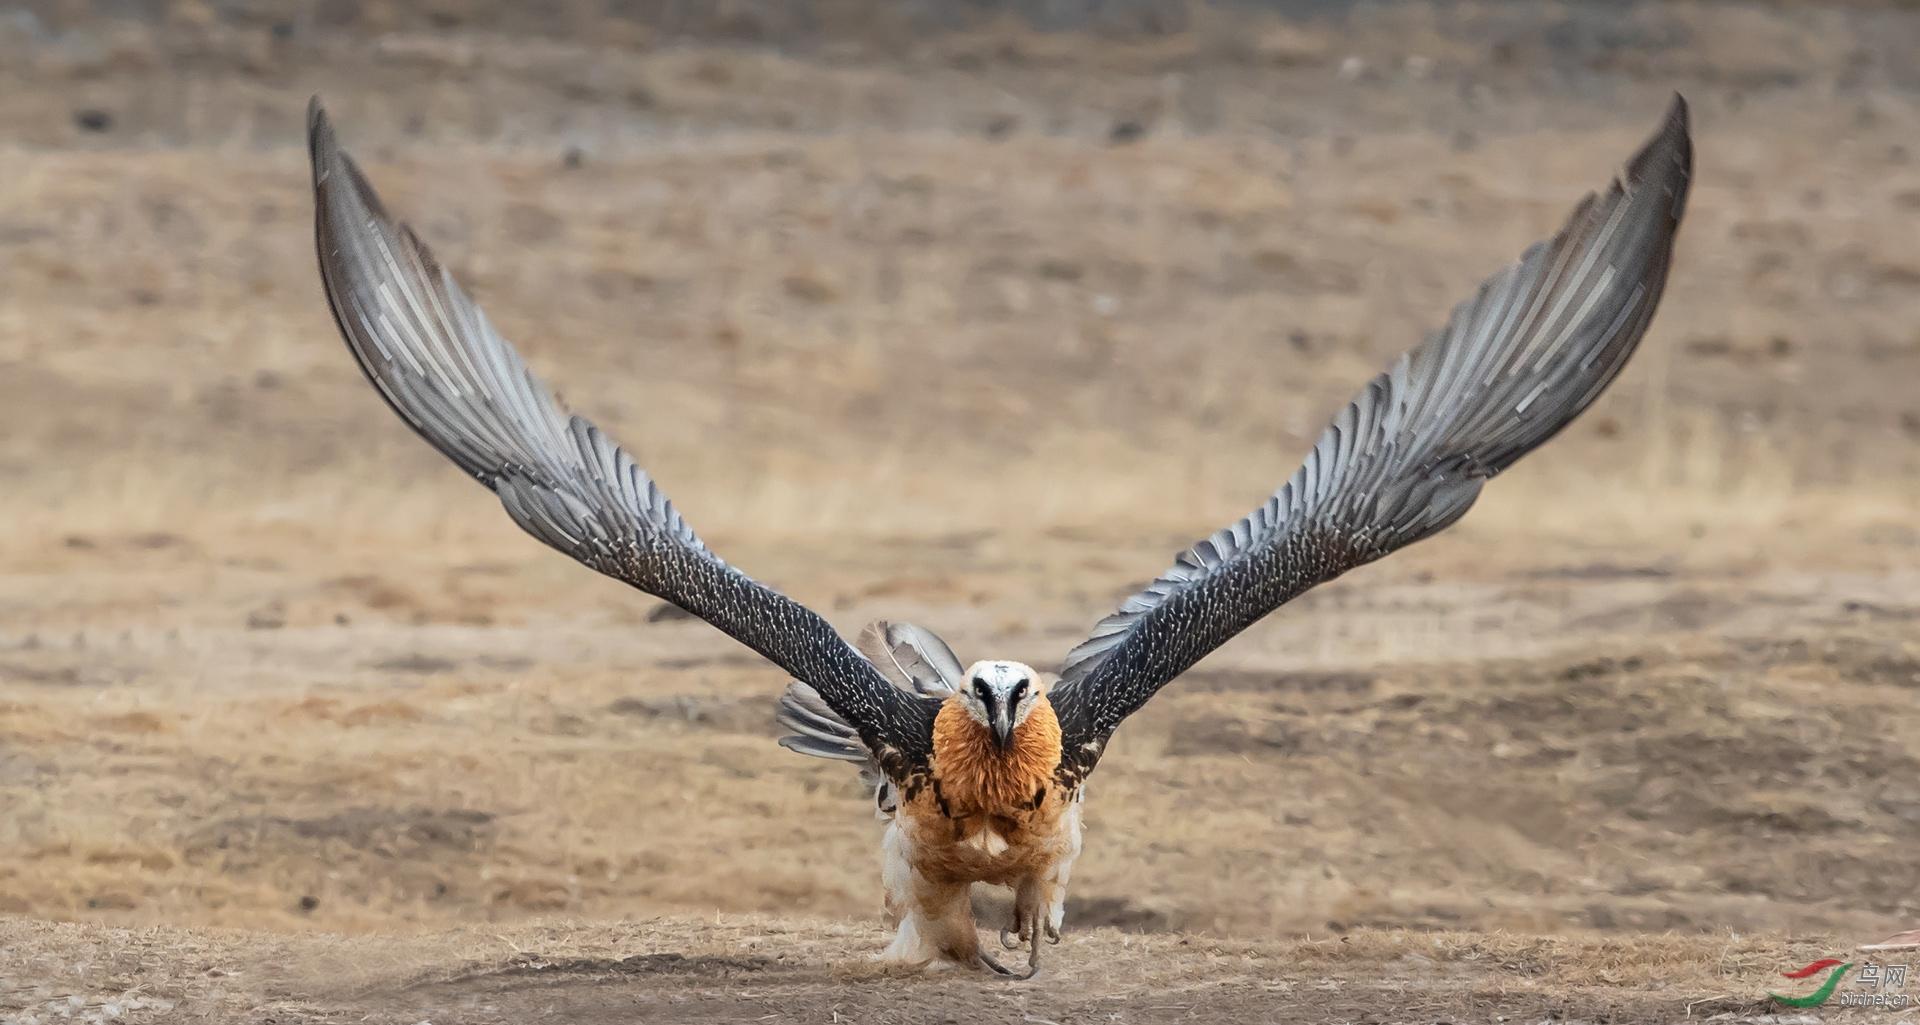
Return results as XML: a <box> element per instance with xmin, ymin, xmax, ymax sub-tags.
<box><xmin>1048</xmin><ymin>97</ymin><xmax>1693</xmax><ymax>786</ymax></box>
<box><xmin>308</xmin><ymin>101</ymin><xmax>938</xmax><ymax>783</ymax></box>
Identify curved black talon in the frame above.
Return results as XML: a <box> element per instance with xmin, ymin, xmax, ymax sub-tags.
<box><xmin>977</xmin><ymin>952</ymin><xmax>1029</xmax><ymax>978</ymax></box>
<box><xmin>1044</xmin><ymin>922</ymin><xmax>1061</xmax><ymax>945</ymax></box>
<box><xmin>999</xmin><ymin>928</ymin><xmax>1021</xmax><ymax>950</ymax></box>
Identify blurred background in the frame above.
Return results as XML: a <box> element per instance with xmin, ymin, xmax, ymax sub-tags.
<box><xmin>2</xmin><ymin>0</ymin><xmax>1918</xmax><ymax>1003</ymax></box>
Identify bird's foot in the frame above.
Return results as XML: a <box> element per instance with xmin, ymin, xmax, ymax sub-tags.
<box><xmin>1044</xmin><ymin>921</ymin><xmax>1061</xmax><ymax>945</ymax></box>
<box><xmin>991</xmin><ymin>916</ymin><xmax>1046</xmax><ymax>978</ymax></box>
<box><xmin>999</xmin><ymin>910</ymin><xmax>1035</xmax><ymax>950</ymax></box>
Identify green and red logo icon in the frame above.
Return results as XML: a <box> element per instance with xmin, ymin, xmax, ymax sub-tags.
<box><xmin>1770</xmin><ymin>958</ymin><xmax>1853</xmax><ymax>1008</ymax></box>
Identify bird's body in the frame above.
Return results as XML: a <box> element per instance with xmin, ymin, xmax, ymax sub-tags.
<box><xmin>307</xmin><ymin>96</ymin><xmax>1693</xmax><ymax>978</ymax></box>
<box><xmin>921</xmin><ymin>693</ymin><xmax>1063</xmax><ymax>859</ymax></box>
<box><xmin>881</xmin><ymin>680</ymin><xmax>1078</xmax><ymax>972</ymax></box>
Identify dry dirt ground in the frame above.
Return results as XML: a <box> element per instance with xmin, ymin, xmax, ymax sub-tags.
<box><xmin>3</xmin><ymin>1</ymin><xmax>1919</xmax><ymax>1022</ymax></box>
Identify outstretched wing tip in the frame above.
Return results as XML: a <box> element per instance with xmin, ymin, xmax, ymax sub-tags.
<box><xmin>1626</xmin><ymin>94</ymin><xmax>1694</xmax><ymax>215</ymax></box>
<box><xmin>1656</xmin><ymin>92</ymin><xmax>1689</xmax><ymax>143</ymax></box>
<box><xmin>309</xmin><ymin>106</ymin><xmax>406</xmax><ymax>254</ymax></box>
<box><xmin>306</xmin><ymin>97</ymin><xmax>347</xmax><ymax>191</ymax></box>
<box><xmin>1663</xmin><ymin>92</ymin><xmax>1690</xmax><ymax>143</ymax></box>
<box><xmin>306</xmin><ymin>96</ymin><xmax>329</xmax><ymax>143</ymax></box>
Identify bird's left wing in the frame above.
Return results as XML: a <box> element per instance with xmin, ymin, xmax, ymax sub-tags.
<box><xmin>308</xmin><ymin>101</ymin><xmax>938</xmax><ymax>783</ymax></box>
<box><xmin>1047</xmin><ymin>97</ymin><xmax>1693</xmax><ymax>787</ymax></box>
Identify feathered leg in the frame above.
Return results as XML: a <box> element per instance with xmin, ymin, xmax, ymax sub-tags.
<box><xmin>1002</xmin><ymin>880</ymin><xmax>1048</xmax><ymax>976</ymax></box>
<box><xmin>880</xmin><ymin>820</ymin><xmax>1027</xmax><ymax>976</ymax></box>
<box><xmin>1042</xmin><ymin>802</ymin><xmax>1081</xmax><ymax>943</ymax></box>
<box><xmin>1003</xmin><ymin>798</ymin><xmax>1082</xmax><ymax>959</ymax></box>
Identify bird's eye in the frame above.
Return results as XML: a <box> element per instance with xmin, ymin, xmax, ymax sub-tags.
<box><xmin>972</xmin><ymin>679</ymin><xmax>990</xmax><ymax>700</ymax></box>
<box><xmin>1011</xmin><ymin>680</ymin><xmax>1027</xmax><ymax>701</ymax></box>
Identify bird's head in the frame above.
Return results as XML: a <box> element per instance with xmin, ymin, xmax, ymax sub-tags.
<box><xmin>955</xmin><ymin>660</ymin><xmax>1044</xmax><ymax>752</ymax></box>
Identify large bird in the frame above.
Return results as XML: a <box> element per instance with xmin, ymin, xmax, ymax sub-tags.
<box><xmin>309</xmin><ymin>96</ymin><xmax>1691</xmax><ymax>978</ymax></box>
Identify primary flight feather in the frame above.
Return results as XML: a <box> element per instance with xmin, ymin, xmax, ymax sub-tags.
<box><xmin>309</xmin><ymin>96</ymin><xmax>1691</xmax><ymax>977</ymax></box>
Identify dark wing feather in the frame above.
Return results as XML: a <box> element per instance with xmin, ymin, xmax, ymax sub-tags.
<box><xmin>308</xmin><ymin>101</ymin><xmax>938</xmax><ymax>781</ymax></box>
<box><xmin>1049</xmin><ymin>97</ymin><xmax>1693</xmax><ymax>785</ymax></box>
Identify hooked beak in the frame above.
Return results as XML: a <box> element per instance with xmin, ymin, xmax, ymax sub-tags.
<box><xmin>989</xmin><ymin>703</ymin><xmax>1015</xmax><ymax>751</ymax></box>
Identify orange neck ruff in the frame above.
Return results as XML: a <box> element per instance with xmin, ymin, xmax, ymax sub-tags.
<box><xmin>930</xmin><ymin>694</ymin><xmax>1063</xmax><ymax>816</ymax></box>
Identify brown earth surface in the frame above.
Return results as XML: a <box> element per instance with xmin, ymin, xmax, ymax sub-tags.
<box><xmin>2</xmin><ymin>1</ymin><xmax>1919</xmax><ymax>1021</ymax></box>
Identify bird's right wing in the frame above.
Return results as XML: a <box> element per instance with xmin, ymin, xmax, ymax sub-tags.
<box><xmin>309</xmin><ymin>101</ymin><xmax>939</xmax><ymax>784</ymax></box>
<box><xmin>777</xmin><ymin>621</ymin><xmax>963</xmax><ymax>814</ymax></box>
